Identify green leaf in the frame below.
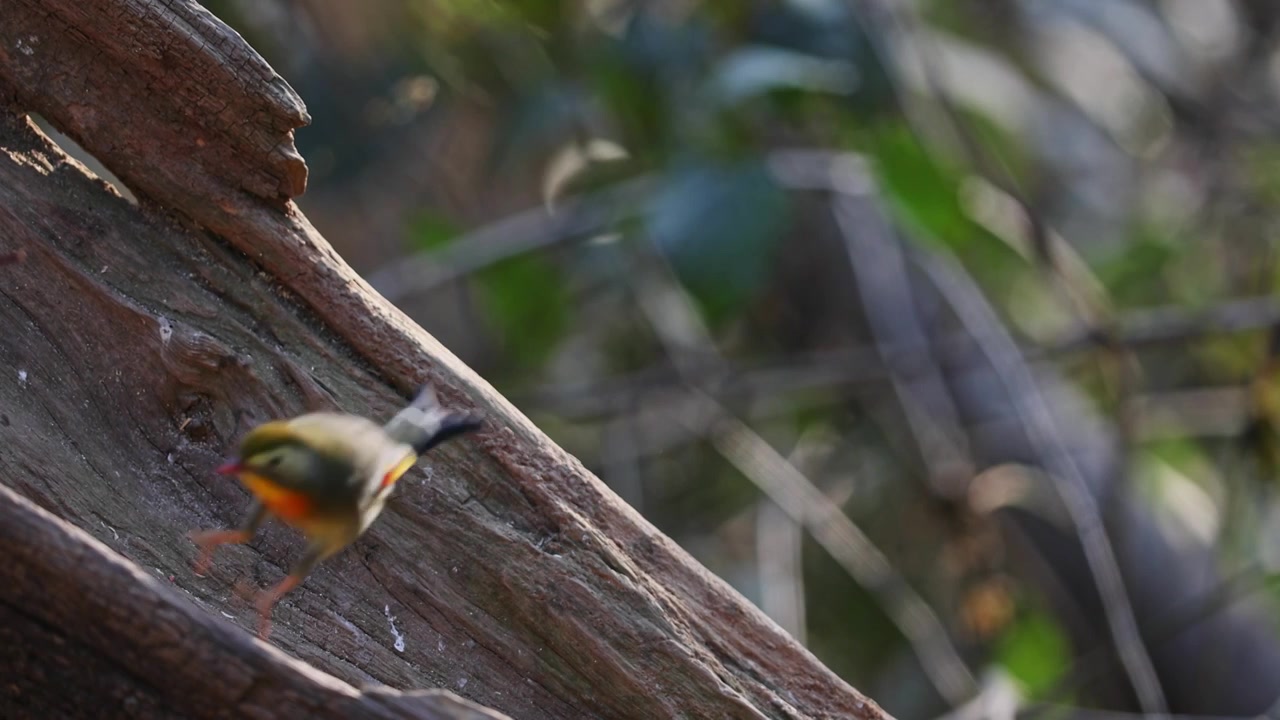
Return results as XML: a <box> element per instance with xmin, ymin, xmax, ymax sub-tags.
<box><xmin>862</xmin><ymin>123</ymin><xmax>1025</xmax><ymax>293</ymax></box>
<box><xmin>1092</xmin><ymin>231</ymin><xmax>1175</xmax><ymax>306</ymax></box>
<box><xmin>866</xmin><ymin>126</ymin><xmax>985</xmax><ymax>249</ymax></box>
<box><xmin>996</xmin><ymin>608</ymin><xmax>1070</xmax><ymax>699</ymax></box>
<box><xmin>647</xmin><ymin>159</ymin><xmax>789</xmax><ymax>322</ymax></box>
<box><xmin>408</xmin><ymin>211</ymin><xmax>462</xmax><ymax>252</ymax></box>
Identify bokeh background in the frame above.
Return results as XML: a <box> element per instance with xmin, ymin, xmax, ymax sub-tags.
<box><xmin>199</xmin><ymin>1</ymin><xmax>1280</xmax><ymax>717</ymax></box>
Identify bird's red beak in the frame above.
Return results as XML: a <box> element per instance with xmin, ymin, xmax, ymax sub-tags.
<box><xmin>215</xmin><ymin>458</ymin><xmax>243</xmax><ymax>475</ymax></box>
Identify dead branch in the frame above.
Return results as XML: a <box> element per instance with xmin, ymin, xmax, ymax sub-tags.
<box><xmin>0</xmin><ymin>1</ymin><xmax>883</xmax><ymax>718</ymax></box>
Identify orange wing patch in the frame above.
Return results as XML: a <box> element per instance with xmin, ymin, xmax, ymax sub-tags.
<box><xmin>381</xmin><ymin>453</ymin><xmax>419</xmax><ymax>491</ymax></box>
<box><xmin>240</xmin><ymin>472</ymin><xmax>314</xmax><ymax>522</ymax></box>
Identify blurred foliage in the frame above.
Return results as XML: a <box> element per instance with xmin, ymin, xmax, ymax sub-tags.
<box><xmin>211</xmin><ymin>0</ymin><xmax>1280</xmax><ymax>716</ymax></box>
<box><xmin>647</xmin><ymin>158</ymin><xmax>789</xmax><ymax>321</ymax></box>
<box><xmin>409</xmin><ymin>210</ymin><xmax>571</xmax><ymax>372</ymax></box>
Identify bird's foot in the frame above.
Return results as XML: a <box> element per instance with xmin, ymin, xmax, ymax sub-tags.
<box><xmin>187</xmin><ymin>529</ymin><xmax>250</xmax><ymax>576</ymax></box>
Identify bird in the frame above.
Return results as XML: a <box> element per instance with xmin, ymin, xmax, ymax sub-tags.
<box><xmin>189</xmin><ymin>386</ymin><xmax>481</xmax><ymax>639</ymax></box>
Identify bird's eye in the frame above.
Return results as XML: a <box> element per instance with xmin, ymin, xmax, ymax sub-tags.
<box><xmin>266</xmin><ymin>456</ymin><xmax>282</xmax><ymax>468</ymax></box>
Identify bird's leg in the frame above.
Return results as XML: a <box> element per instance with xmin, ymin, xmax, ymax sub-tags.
<box><xmin>255</xmin><ymin>543</ymin><xmax>324</xmax><ymax>640</ymax></box>
<box><xmin>189</xmin><ymin>501</ymin><xmax>266</xmax><ymax>576</ymax></box>
<box><xmin>254</xmin><ymin>575</ymin><xmax>298</xmax><ymax>640</ymax></box>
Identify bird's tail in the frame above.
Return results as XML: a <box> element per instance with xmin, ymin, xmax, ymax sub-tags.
<box><xmin>384</xmin><ymin>386</ymin><xmax>482</xmax><ymax>455</ymax></box>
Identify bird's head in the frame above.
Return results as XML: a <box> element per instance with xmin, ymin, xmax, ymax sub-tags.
<box><xmin>217</xmin><ymin>421</ymin><xmax>316</xmax><ymax>486</ymax></box>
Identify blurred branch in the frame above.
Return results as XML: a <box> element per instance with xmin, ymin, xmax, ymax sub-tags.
<box><xmin>863</xmin><ymin>0</ymin><xmax>1156</xmax><ymax>481</ymax></box>
<box><xmin>1018</xmin><ymin>707</ymin><xmax>1250</xmax><ymax>720</ymax></box>
<box><xmin>756</xmin><ymin>433</ymin><xmax>829</xmax><ymax>645</ymax></box>
<box><xmin>350</xmin><ymin>129</ymin><xmax>1280</xmax><ymax>719</ymax></box>
<box><xmin>776</xmin><ymin>144</ymin><xmax>1178</xmax><ymax>714</ymax></box>
<box><xmin>704</xmin><ymin>398</ymin><xmax>978</xmax><ymax>705</ymax></box>
<box><xmin>770</xmin><ymin>146</ymin><xmax>1167</xmax><ymax>715</ymax></box>
<box><xmin>372</xmin><ymin>141</ymin><xmax>1280</xmax><ymax>372</ymax></box>
<box><xmin>1132</xmin><ymin>387</ymin><xmax>1250</xmax><ymax>440</ymax></box>
<box><xmin>601</xmin><ymin>407</ymin><xmax>645</xmax><ymax>512</ymax></box>
<box><xmin>537</xmin><ymin>379</ymin><xmax>1256</xmax><ymax>459</ymax></box>
<box><xmin>852</xmin><ymin>0</ymin><xmax>1109</xmax><ymax>327</ymax></box>
<box><xmin>626</xmin><ymin>251</ymin><xmax>978</xmax><ymax>707</ymax></box>
<box><xmin>1233</xmin><ymin>319</ymin><xmax>1280</xmax><ymax>504</ymax></box>
<box><xmin>1048</xmin><ymin>296</ymin><xmax>1280</xmax><ymax>354</ymax></box>
<box><xmin>579</xmin><ymin>387</ymin><xmax>843</xmax><ymax>464</ymax></box>
<box><xmin>518</xmin><ymin>348</ymin><xmax>888</xmax><ymax>419</ymax></box>
<box><xmin>932</xmin><ymin>671</ymin><xmax>1020</xmax><ymax>720</ymax></box>
<box><xmin>916</xmin><ymin>248</ymin><xmax>1169</xmax><ymax>717</ymax></box>
<box><xmin>756</xmin><ymin>495</ymin><xmax>807</xmax><ymax>644</ymax></box>
<box><xmin>1039</xmin><ymin>564</ymin><xmax>1280</xmax><ymax>708</ymax></box>
<box><xmin>366</xmin><ymin>179</ymin><xmax>650</xmax><ymax>302</ymax></box>
<box><xmin>826</xmin><ymin>152</ymin><xmax>976</xmax><ymax>500</ymax></box>
<box><xmin>524</xmin><ymin>297</ymin><xmax>1280</xmax><ymax>423</ymax></box>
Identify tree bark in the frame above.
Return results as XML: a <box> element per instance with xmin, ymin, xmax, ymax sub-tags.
<box><xmin>0</xmin><ymin>484</ymin><xmax>509</xmax><ymax>720</ymax></box>
<box><xmin>0</xmin><ymin>1</ymin><xmax>883</xmax><ymax>718</ymax></box>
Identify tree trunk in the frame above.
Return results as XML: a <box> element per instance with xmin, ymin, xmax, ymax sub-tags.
<box><xmin>0</xmin><ymin>1</ymin><xmax>883</xmax><ymax>718</ymax></box>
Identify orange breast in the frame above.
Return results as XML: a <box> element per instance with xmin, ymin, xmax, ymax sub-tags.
<box><xmin>240</xmin><ymin>472</ymin><xmax>314</xmax><ymax>522</ymax></box>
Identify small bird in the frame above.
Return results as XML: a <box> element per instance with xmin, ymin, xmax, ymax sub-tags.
<box><xmin>189</xmin><ymin>386</ymin><xmax>481</xmax><ymax>639</ymax></box>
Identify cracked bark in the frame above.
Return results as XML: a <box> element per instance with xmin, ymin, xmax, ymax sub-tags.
<box><xmin>0</xmin><ymin>1</ymin><xmax>884</xmax><ymax>718</ymax></box>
